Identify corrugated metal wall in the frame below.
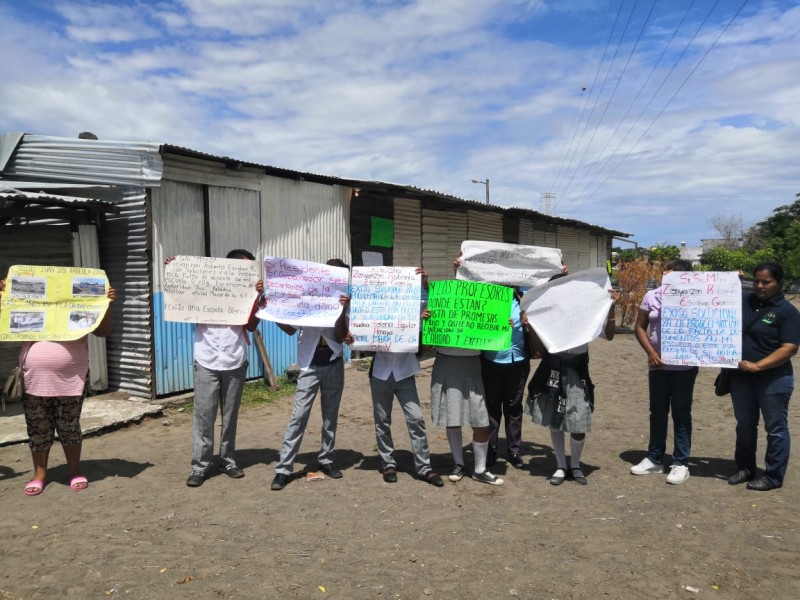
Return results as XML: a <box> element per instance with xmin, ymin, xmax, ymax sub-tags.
<box><xmin>422</xmin><ymin>209</ymin><xmax>453</xmax><ymax>282</ymax></box>
<box><xmin>393</xmin><ymin>198</ymin><xmax>421</xmax><ymax>267</ymax></box>
<box><xmin>73</xmin><ymin>224</ymin><xmax>108</xmax><ymax>391</ymax></box>
<box><xmin>467</xmin><ymin>210</ymin><xmax>503</xmax><ymax>242</ymax></box>
<box><xmin>100</xmin><ymin>190</ymin><xmax>152</xmax><ymax>397</ymax></box>
<box><xmin>519</xmin><ymin>219</ymin><xmax>535</xmax><ymax>245</ymax></box>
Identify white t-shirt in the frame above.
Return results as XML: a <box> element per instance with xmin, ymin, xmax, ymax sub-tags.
<box><xmin>194</xmin><ymin>324</ymin><xmax>248</xmax><ymax>371</ymax></box>
<box><xmin>371</xmin><ymin>352</ymin><xmax>420</xmax><ymax>382</ymax></box>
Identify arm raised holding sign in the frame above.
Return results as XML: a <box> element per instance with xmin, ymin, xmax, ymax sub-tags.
<box><xmin>271</xmin><ymin>258</ymin><xmax>352</xmax><ymax>491</ymax></box>
<box><xmin>525</xmin><ymin>271</ymin><xmax>617</xmax><ymax>487</ymax></box>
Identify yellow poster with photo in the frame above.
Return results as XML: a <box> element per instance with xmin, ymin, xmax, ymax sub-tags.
<box><xmin>0</xmin><ymin>265</ymin><xmax>110</xmax><ymax>342</ymax></box>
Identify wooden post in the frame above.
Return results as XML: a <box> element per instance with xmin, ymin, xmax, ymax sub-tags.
<box><xmin>252</xmin><ymin>329</ymin><xmax>279</xmax><ymax>391</ymax></box>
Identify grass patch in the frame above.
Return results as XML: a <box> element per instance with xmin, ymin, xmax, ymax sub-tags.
<box><xmin>179</xmin><ymin>376</ymin><xmax>295</xmax><ymax>413</ymax></box>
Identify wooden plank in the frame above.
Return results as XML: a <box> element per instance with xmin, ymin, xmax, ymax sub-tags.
<box><xmin>252</xmin><ymin>329</ymin><xmax>279</xmax><ymax>390</ymax></box>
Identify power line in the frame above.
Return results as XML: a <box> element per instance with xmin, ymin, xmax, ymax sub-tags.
<box><xmin>581</xmin><ymin>0</ymin><xmax>751</xmax><ymax>204</ymax></box>
<box><xmin>559</xmin><ymin>0</ymin><xmax>659</xmax><ymax>202</ymax></box>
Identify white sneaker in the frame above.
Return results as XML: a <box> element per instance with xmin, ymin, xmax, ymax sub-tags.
<box><xmin>666</xmin><ymin>464</ymin><xmax>690</xmax><ymax>485</ymax></box>
<box><xmin>630</xmin><ymin>457</ymin><xmax>664</xmax><ymax>475</ymax></box>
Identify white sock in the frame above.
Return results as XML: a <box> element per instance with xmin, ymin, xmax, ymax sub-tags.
<box><xmin>473</xmin><ymin>440</ymin><xmax>488</xmax><ymax>474</ymax></box>
<box><xmin>570</xmin><ymin>436</ymin><xmax>585</xmax><ymax>469</ymax></box>
<box><xmin>447</xmin><ymin>427</ymin><xmax>464</xmax><ymax>466</ymax></box>
<box><xmin>550</xmin><ymin>428</ymin><xmax>567</xmax><ymax>470</ymax></box>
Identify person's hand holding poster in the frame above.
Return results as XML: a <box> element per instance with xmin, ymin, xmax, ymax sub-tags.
<box><xmin>422</xmin><ymin>280</ymin><xmax>512</xmax><ymax>351</ymax></box>
<box><xmin>660</xmin><ymin>271</ymin><xmax>741</xmax><ymax>367</ymax></box>
<box><xmin>257</xmin><ymin>257</ymin><xmax>349</xmax><ymax>327</ymax></box>
<box><xmin>349</xmin><ymin>267</ymin><xmax>421</xmax><ymax>352</ymax></box>
<box><xmin>163</xmin><ymin>255</ymin><xmax>260</xmax><ymax>325</ymax></box>
<box><xmin>0</xmin><ymin>265</ymin><xmax>110</xmax><ymax>341</ymax></box>
<box><xmin>457</xmin><ymin>240</ymin><xmax>562</xmax><ymax>288</ymax></box>
<box><xmin>520</xmin><ymin>267</ymin><xmax>612</xmax><ymax>353</ymax></box>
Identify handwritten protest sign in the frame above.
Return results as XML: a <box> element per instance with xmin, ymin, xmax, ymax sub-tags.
<box><xmin>0</xmin><ymin>265</ymin><xmax>110</xmax><ymax>341</ymax></box>
<box><xmin>257</xmin><ymin>257</ymin><xmax>349</xmax><ymax>328</ymax></box>
<box><xmin>660</xmin><ymin>271</ymin><xmax>741</xmax><ymax>367</ymax></box>
<box><xmin>457</xmin><ymin>240</ymin><xmax>562</xmax><ymax>288</ymax></box>
<box><xmin>163</xmin><ymin>256</ymin><xmax>259</xmax><ymax>325</ymax></box>
<box><xmin>422</xmin><ymin>280</ymin><xmax>512</xmax><ymax>351</ymax></box>
<box><xmin>520</xmin><ymin>268</ymin><xmax>612</xmax><ymax>353</ymax></box>
<box><xmin>349</xmin><ymin>267</ymin><xmax>421</xmax><ymax>352</ymax></box>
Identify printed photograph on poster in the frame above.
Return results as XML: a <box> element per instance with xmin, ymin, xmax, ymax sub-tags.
<box><xmin>9</xmin><ymin>310</ymin><xmax>45</xmax><ymax>332</ymax></box>
<box><xmin>9</xmin><ymin>276</ymin><xmax>47</xmax><ymax>298</ymax></box>
<box><xmin>72</xmin><ymin>277</ymin><xmax>107</xmax><ymax>297</ymax></box>
<box><xmin>68</xmin><ymin>310</ymin><xmax>101</xmax><ymax>330</ymax></box>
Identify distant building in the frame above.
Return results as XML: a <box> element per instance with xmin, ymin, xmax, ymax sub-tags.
<box><xmin>679</xmin><ymin>241</ymin><xmax>703</xmax><ymax>267</ymax></box>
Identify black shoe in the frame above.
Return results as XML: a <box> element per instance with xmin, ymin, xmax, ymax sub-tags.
<box><xmin>448</xmin><ymin>464</ymin><xmax>466</xmax><ymax>482</ymax></box>
<box><xmin>508</xmin><ymin>453</ymin><xmax>525</xmax><ymax>469</ymax></box>
<box><xmin>320</xmin><ymin>463</ymin><xmax>343</xmax><ymax>479</ymax></box>
<box><xmin>186</xmin><ymin>472</ymin><xmax>206</xmax><ymax>487</ymax></box>
<box><xmin>271</xmin><ymin>473</ymin><xmax>290</xmax><ymax>491</ymax></box>
<box><xmin>746</xmin><ymin>475</ymin><xmax>777</xmax><ymax>491</ymax></box>
<box><xmin>486</xmin><ymin>446</ymin><xmax>497</xmax><ymax>468</ymax></box>
<box><xmin>550</xmin><ymin>469</ymin><xmax>566</xmax><ymax>486</ymax></box>
<box><xmin>223</xmin><ymin>465</ymin><xmax>244</xmax><ymax>479</ymax></box>
<box><xmin>382</xmin><ymin>467</ymin><xmax>398</xmax><ymax>483</ymax></box>
<box><xmin>424</xmin><ymin>472</ymin><xmax>444</xmax><ymax>487</ymax></box>
<box><xmin>570</xmin><ymin>468</ymin><xmax>588</xmax><ymax>486</ymax></box>
<box><xmin>728</xmin><ymin>469</ymin><xmax>754</xmax><ymax>485</ymax></box>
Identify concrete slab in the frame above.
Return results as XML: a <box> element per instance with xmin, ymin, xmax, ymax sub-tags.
<box><xmin>0</xmin><ymin>393</ymin><xmax>163</xmax><ymax>447</ymax></box>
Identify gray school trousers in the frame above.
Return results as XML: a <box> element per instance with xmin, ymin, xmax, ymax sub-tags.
<box><xmin>370</xmin><ymin>373</ymin><xmax>433</xmax><ymax>476</ymax></box>
<box><xmin>275</xmin><ymin>359</ymin><xmax>344</xmax><ymax>475</ymax></box>
<box><xmin>191</xmin><ymin>360</ymin><xmax>248</xmax><ymax>474</ymax></box>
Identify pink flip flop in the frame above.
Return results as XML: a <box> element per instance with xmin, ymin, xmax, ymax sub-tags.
<box><xmin>69</xmin><ymin>475</ymin><xmax>89</xmax><ymax>491</ymax></box>
<box><xmin>24</xmin><ymin>479</ymin><xmax>45</xmax><ymax>496</ymax></box>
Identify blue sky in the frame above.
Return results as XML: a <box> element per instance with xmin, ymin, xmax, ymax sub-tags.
<box><xmin>1</xmin><ymin>0</ymin><xmax>799</xmax><ymax>248</ymax></box>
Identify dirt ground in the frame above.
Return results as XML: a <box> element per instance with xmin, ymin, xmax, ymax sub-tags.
<box><xmin>1</xmin><ymin>331</ymin><xmax>799</xmax><ymax>600</ymax></box>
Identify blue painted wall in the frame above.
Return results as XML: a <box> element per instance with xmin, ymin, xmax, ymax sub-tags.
<box><xmin>153</xmin><ymin>292</ymin><xmax>300</xmax><ymax>396</ymax></box>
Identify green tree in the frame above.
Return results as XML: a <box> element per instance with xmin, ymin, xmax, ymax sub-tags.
<box><xmin>745</xmin><ymin>193</ymin><xmax>800</xmax><ymax>280</ymax></box>
<box><xmin>700</xmin><ymin>246</ymin><xmax>776</xmax><ymax>273</ymax></box>
<box><xmin>647</xmin><ymin>245</ymin><xmax>680</xmax><ymax>263</ymax></box>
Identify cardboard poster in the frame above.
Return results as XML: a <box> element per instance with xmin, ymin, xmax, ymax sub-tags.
<box><xmin>457</xmin><ymin>240</ymin><xmax>563</xmax><ymax>288</ymax></box>
<box><xmin>257</xmin><ymin>257</ymin><xmax>349</xmax><ymax>327</ymax></box>
<box><xmin>163</xmin><ymin>255</ymin><xmax>260</xmax><ymax>325</ymax></box>
<box><xmin>520</xmin><ymin>267</ymin><xmax>612</xmax><ymax>353</ymax></box>
<box><xmin>349</xmin><ymin>267</ymin><xmax>421</xmax><ymax>352</ymax></box>
<box><xmin>660</xmin><ymin>271</ymin><xmax>742</xmax><ymax>367</ymax></box>
<box><xmin>422</xmin><ymin>280</ymin><xmax>512</xmax><ymax>351</ymax></box>
<box><xmin>0</xmin><ymin>265</ymin><xmax>110</xmax><ymax>342</ymax></box>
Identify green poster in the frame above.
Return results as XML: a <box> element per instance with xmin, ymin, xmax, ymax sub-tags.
<box><xmin>370</xmin><ymin>216</ymin><xmax>394</xmax><ymax>248</ymax></box>
<box><xmin>422</xmin><ymin>280</ymin><xmax>513</xmax><ymax>351</ymax></box>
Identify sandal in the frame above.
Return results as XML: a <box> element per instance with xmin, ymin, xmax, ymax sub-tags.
<box><xmin>69</xmin><ymin>475</ymin><xmax>89</xmax><ymax>491</ymax></box>
<box><xmin>24</xmin><ymin>479</ymin><xmax>45</xmax><ymax>496</ymax></box>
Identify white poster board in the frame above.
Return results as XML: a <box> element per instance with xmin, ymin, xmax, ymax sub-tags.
<box><xmin>349</xmin><ymin>267</ymin><xmax>421</xmax><ymax>352</ymax></box>
<box><xmin>457</xmin><ymin>240</ymin><xmax>562</xmax><ymax>288</ymax></box>
<box><xmin>660</xmin><ymin>271</ymin><xmax>742</xmax><ymax>367</ymax></box>
<box><xmin>362</xmin><ymin>251</ymin><xmax>384</xmax><ymax>267</ymax></box>
<box><xmin>163</xmin><ymin>256</ymin><xmax>259</xmax><ymax>325</ymax></box>
<box><xmin>257</xmin><ymin>257</ymin><xmax>349</xmax><ymax>327</ymax></box>
<box><xmin>520</xmin><ymin>267</ymin><xmax>612</xmax><ymax>353</ymax></box>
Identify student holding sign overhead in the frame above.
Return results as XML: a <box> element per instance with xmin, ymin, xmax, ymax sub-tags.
<box><xmin>271</xmin><ymin>259</ymin><xmax>352</xmax><ymax>491</ymax></box>
<box><xmin>526</xmin><ymin>272</ymin><xmax>618</xmax><ymax>486</ymax></box>
<box><xmin>164</xmin><ymin>251</ymin><xmax>264</xmax><ymax>488</ymax></box>
<box><xmin>1</xmin><ymin>276</ymin><xmax>116</xmax><ymax>496</ymax></box>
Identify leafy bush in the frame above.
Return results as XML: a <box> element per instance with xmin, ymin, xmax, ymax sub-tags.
<box><xmin>614</xmin><ymin>259</ymin><xmax>664</xmax><ymax>326</ymax></box>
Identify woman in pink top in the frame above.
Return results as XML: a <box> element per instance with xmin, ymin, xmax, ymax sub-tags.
<box><xmin>0</xmin><ymin>277</ymin><xmax>116</xmax><ymax>496</ymax></box>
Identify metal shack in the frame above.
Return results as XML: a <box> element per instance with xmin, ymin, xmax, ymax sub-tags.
<box><xmin>1</xmin><ymin>133</ymin><xmax>627</xmax><ymax>400</ymax></box>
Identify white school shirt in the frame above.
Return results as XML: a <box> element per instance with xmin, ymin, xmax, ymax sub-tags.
<box><xmin>371</xmin><ymin>352</ymin><xmax>421</xmax><ymax>382</ymax></box>
<box><xmin>296</xmin><ymin>326</ymin><xmax>343</xmax><ymax>370</ymax></box>
<box><xmin>194</xmin><ymin>324</ymin><xmax>248</xmax><ymax>371</ymax></box>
